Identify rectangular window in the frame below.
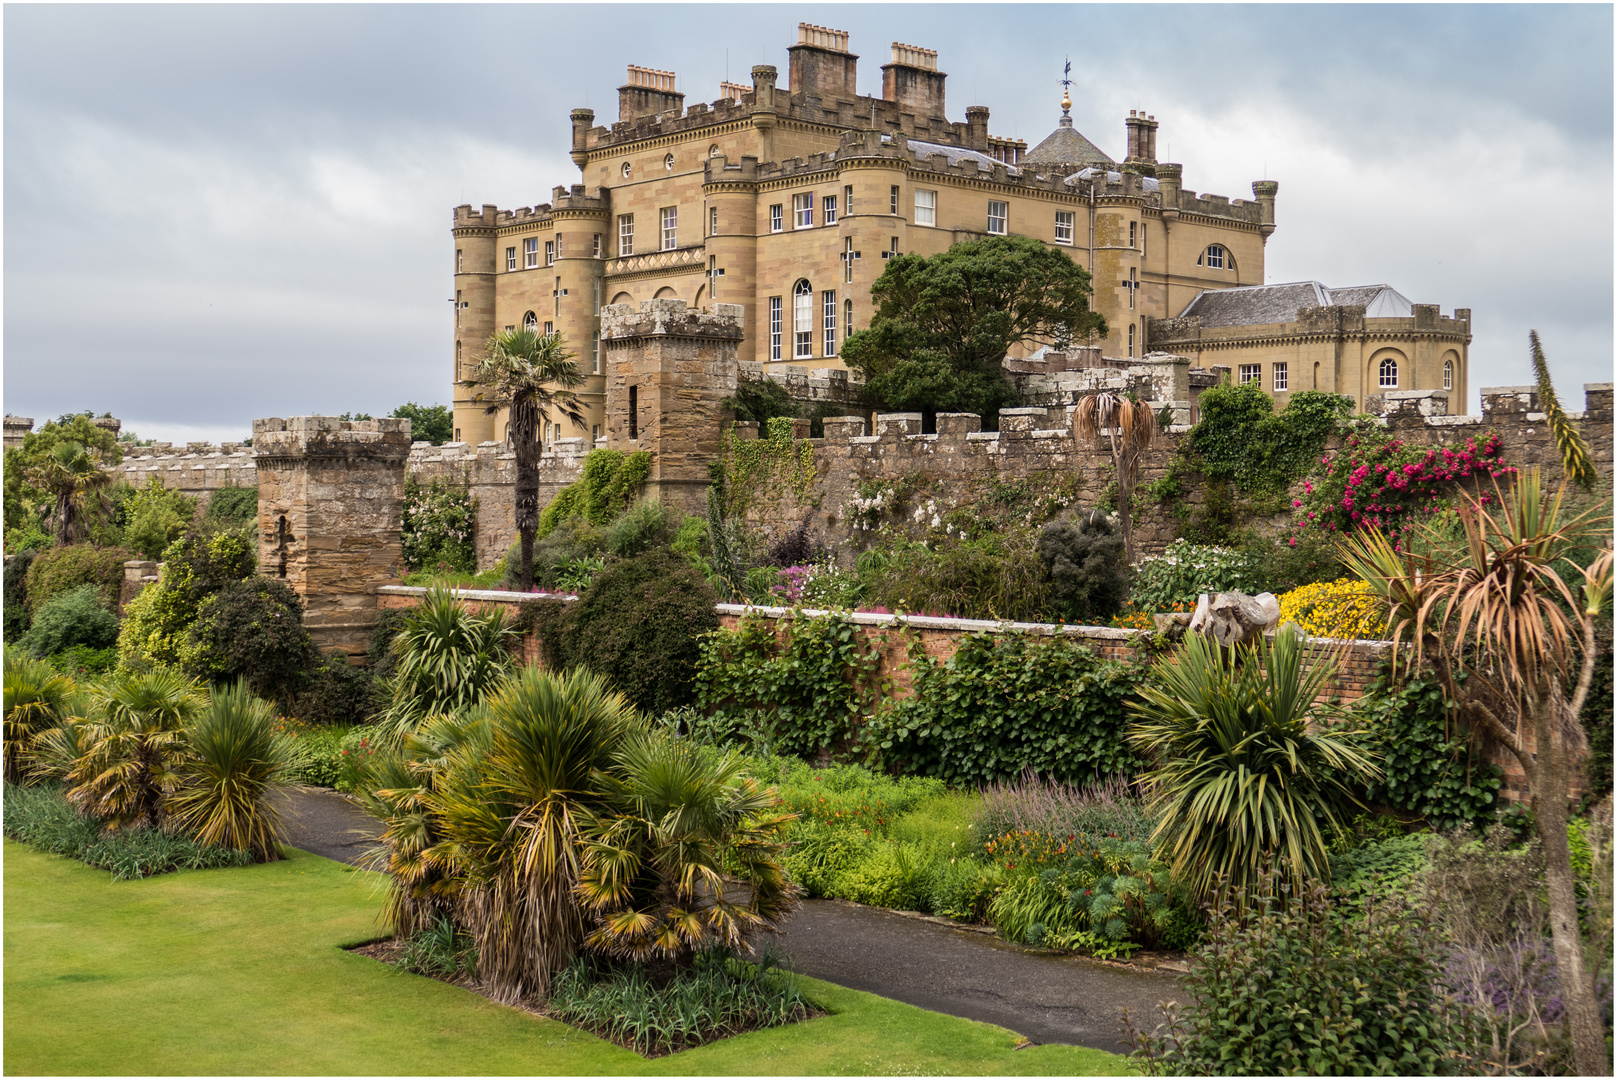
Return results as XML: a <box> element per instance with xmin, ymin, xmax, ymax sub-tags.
<box><xmin>661</xmin><ymin>206</ymin><xmax>678</xmax><ymax>250</ymax></box>
<box><xmin>1054</xmin><ymin>211</ymin><xmax>1074</xmax><ymax>244</ymax></box>
<box><xmin>768</xmin><ymin>296</ymin><xmax>782</xmax><ymax>360</ymax></box>
<box><xmin>823</xmin><ymin>195</ymin><xmax>837</xmax><ymax>225</ymax></box>
<box><xmin>456</xmin><ymin>248</ymin><xmax>463</xmax><ymax>272</ymax></box>
<box><xmin>1129</xmin><ymin>268</ymin><xmax>1137</xmax><ymax>310</ymax></box>
<box><xmin>506</xmin><ymin>246</ymin><xmax>517</xmax><ymax>271</ymax></box>
<box><xmin>628</xmin><ymin>385</ymin><xmax>638</xmax><ymax>440</ymax></box>
<box><xmin>455</xmin><ymin>289</ymin><xmax>461</xmax><ymax>325</ymax></box>
<box><xmin>555</xmin><ymin>235</ymin><xmax>563</xmax><ymax>259</ymax></box>
<box><xmin>844</xmin><ymin>297</ymin><xmax>853</xmax><ymax>338</ymax></box>
<box><xmin>544</xmin><ymin>239</ymin><xmax>555</xmax><ymax>266</ymax></box>
<box><xmin>592</xmin><ymin>330</ymin><xmax>601</xmax><ymax>374</ymax></box>
<box><xmin>844</xmin><ymin>184</ymin><xmax>854</xmax><ymax>213</ymax></box>
<box><xmin>1239</xmin><ymin>364</ymin><xmax>1261</xmax><ymax>384</ymax></box>
<box><xmin>709</xmin><ymin>206</ymin><xmax>719</xmax><ymax>236</ymax></box>
<box><xmin>523</xmin><ymin>237</ymin><xmax>539</xmax><ymax>268</ymax></box>
<box><xmin>543</xmin><ymin>321</ymin><xmax>554</xmax><ymax>335</ymax></box>
<box><xmin>793</xmin><ymin>192</ymin><xmax>814</xmax><ymax>228</ymax></box>
<box><xmin>617</xmin><ymin>215</ymin><xmax>634</xmax><ymax>256</ymax></box>
<box><xmin>987</xmin><ymin>200</ymin><xmax>1008</xmax><ymax>235</ymax></box>
<box><xmin>1128</xmin><ymin>324</ymin><xmax>1135</xmax><ymax>358</ymax></box>
<box><xmin>890</xmin><ymin>185</ymin><xmax>900</xmax><ymax>215</ymax></box>
<box><xmin>1129</xmin><ymin>221</ymin><xmax>1137</xmax><ymax>248</ymax></box>
<box><xmin>823</xmin><ymin>289</ymin><xmax>837</xmax><ymax>356</ymax></box>
<box><xmin>914</xmin><ymin>189</ymin><xmax>936</xmax><ymax>227</ymax></box>
<box><xmin>1273</xmin><ymin>362</ymin><xmax>1288</xmax><ymax>392</ymax></box>
<box><xmin>794</xmin><ymin>286</ymin><xmax>813</xmax><ymax>358</ymax></box>
<box><xmin>593</xmin><ymin>278</ymin><xmax>601</xmax><ymax>314</ymax></box>
<box><xmin>592</xmin><ymin>233</ymin><xmax>602</xmax><ymax>258</ymax></box>
<box><xmin>1139</xmin><ymin>222</ymin><xmax>1146</xmax><ymax>256</ymax></box>
<box><xmin>769</xmin><ymin>204</ymin><xmax>783</xmax><ymax>233</ymax></box>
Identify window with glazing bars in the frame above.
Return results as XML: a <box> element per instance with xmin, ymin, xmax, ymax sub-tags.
<box><xmin>823</xmin><ymin>290</ymin><xmax>837</xmax><ymax>356</ymax></box>
<box><xmin>768</xmin><ymin>296</ymin><xmax>782</xmax><ymax>360</ymax></box>
<box><xmin>661</xmin><ymin>207</ymin><xmax>678</xmax><ymax>250</ymax></box>
<box><xmin>617</xmin><ymin>215</ymin><xmax>634</xmax><ymax>256</ymax></box>
<box><xmin>793</xmin><ymin>280</ymin><xmax>813</xmax><ymax>358</ymax></box>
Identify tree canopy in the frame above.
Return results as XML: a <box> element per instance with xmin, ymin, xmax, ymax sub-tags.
<box><xmin>389</xmin><ymin>402</ymin><xmax>453</xmax><ymax>446</ymax></box>
<box><xmin>840</xmin><ymin>235</ymin><xmax>1107</xmax><ymax>424</ymax></box>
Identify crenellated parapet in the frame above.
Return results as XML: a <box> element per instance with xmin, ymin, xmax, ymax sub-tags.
<box><xmin>114</xmin><ymin>444</ymin><xmax>258</xmax><ymax>502</ymax></box>
<box><xmin>738</xmin><ymin>361</ymin><xmax>867</xmax><ymax>407</ymax></box>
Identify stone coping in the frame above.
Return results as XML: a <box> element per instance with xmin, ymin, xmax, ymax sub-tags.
<box><xmin>716</xmin><ymin>602</ymin><xmax>1143</xmax><ymax>639</ymax></box>
<box><xmin>377</xmin><ymin>584</ymin><xmax>577</xmax><ymax>603</ymax></box>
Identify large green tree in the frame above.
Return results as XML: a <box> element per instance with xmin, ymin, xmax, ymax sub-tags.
<box><xmin>389</xmin><ymin>402</ymin><xmax>454</xmax><ymax>446</ymax></box>
<box><xmin>4</xmin><ymin>414</ymin><xmax>123</xmax><ymax>549</ymax></box>
<box><xmin>464</xmin><ymin>329</ymin><xmax>586</xmax><ymax>591</ymax></box>
<box><xmin>840</xmin><ymin>235</ymin><xmax>1107</xmax><ymax>424</ymax></box>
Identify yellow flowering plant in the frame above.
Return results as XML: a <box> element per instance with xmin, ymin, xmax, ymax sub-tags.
<box><xmin>1276</xmin><ymin>577</ymin><xmax>1387</xmax><ymax>640</ymax></box>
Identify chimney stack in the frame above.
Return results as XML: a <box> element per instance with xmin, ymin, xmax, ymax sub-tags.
<box><xmin>788</xmin><ymin>23</ymin><xmax>858</xmax><ymax>99</ymax></box>
<box><xmin>618</xmin><ymin>65</ymin><xmax>684</xmax><ymax>122</ymax></box>
<box><xmin>882</xmin><ymin>42</ymin><xmax>946</xmax><ymax>119</ymax></box>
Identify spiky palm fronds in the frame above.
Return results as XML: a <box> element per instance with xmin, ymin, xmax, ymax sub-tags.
<box><xmin>376</xmin><ymin>587</ymin><xmax>516</xmax><ymax>745</ymax></box>
<box><xmin>1072</xmin><ymin>391</ymin><xmax>1157</xmax><ymax>562</ymax></box>
<box><xmin>25</xmin><ymin>439</ymin><xmax>115</xmax><ymax>546</ymax></box>
<box><xmin>167</xmin><ymin>681</ymin><xmax>293</xmax><ymax>861</ymax></box>
<box><xmin>428</xmin><ymin>667</ymin><xmax>637</xmax><ymax>1004</ymax></box>
<box><xmin>576</xmin><ymin>732</ymin><xmax>800</xmax><ymax>964</ymax></box>
<box><xmin>60</xmin><ymin>668</ymin><xmax>205</xmax><ymax>828</ymax></box>
<box><xmin>3</xmin><ymin>648</ymin><xmax>78</xmax><ymax>783</ymax></box>
<box><xmin>1126</xmin><ymin>629</ymin><xmax>1380</xmax><ymax>905</ymax></box>
<box><xmin>1529</xmin><ymin>330</ymin><xmax>1596</xmax><ymax>488</ymax></box>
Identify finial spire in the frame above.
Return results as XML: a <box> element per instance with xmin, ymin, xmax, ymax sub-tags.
<box><xmin>1059</xmin><ymin>57</ymin><xmax>1074</xmax><ymax>127</ymax></box>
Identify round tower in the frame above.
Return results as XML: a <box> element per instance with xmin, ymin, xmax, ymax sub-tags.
<box><xmin>451</xmin><ymin>205</ymin><xmax>499</xmax><ymax>446</ymax></box>
<box><xmin>703</xmin><ymin>154</ymin><xmax>759</xmax><ymax>360</ymax></box>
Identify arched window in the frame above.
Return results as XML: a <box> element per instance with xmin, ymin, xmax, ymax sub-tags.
<box><xmin>709</xmin><ymin>144</ymin><xmax>722</xmax><ymax>157</ymax></box>
<box><xmin>523</xmin><ymin>311</ymin><xmax>538</xmax><ymax>332</ymax></box>
<box><xmin>1378</xmin><ymin>356</ymin><xmax>1399</xmax><ymax>388</ymax></box>
<box><xmin>1198</xmin><ymin>244</ymin><xmax>1228</xmax><ymax>270</ymax></box>
<box><xmin>1443</xmin><ymin>358</ymin><xmax>1454</xmax><ymax>391</ymax></box>
<box><xmin>793</xmin><ymin>280</ymin><xmax>814</xmax><ymax>358</ymax></box>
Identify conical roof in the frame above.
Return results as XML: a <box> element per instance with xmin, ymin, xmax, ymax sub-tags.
<box><xmin>1023</xmin><ymin>116</ymin><xmax>1113</xmax><ymax>168</ymax></box>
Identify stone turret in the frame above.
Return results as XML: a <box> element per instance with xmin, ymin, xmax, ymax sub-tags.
<box><xmin>252</xmin><ymin>416</ymin><xmax>413</xmax><ymax>659</ymax></box>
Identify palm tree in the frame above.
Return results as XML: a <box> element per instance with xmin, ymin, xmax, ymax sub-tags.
<box><xmin>575</xmin><ymin>731</ymin><xmax>799</xmax><ymax>971</ymax></box>
<box><xmin>1072</xmin><ymin>392</ymin><xmax>1156</xmax><ymax>563</ymax></box>
<box><xmin>25</xmin><ymin>439</ymin><xmax>114</xmax><ymax>546</ymax></box>
<box><xmin>1126</xmin><ymin>628</ymin><xmax>1380</xmax><ymax>906</ymax></box>
<box><xmin>464</xmin><ymin>328</ymin><xmax>587</xmax><ymax>591</ymax></box>
<box><xmin>167</xmin><ymin>682</ymin><xmax>294</xmax><ymax>861</ymax></box>
<box><xmin>1340</xmin><ymin>468</ymin><xmax>1612</xmax><ymax>1075</ymax></box>
<box><xmin>3</xmin><ymin>648</ymin><xmax>78</xmax><ymax>783</ymax></box>
<box><xmin>376</xmin><ymin>587</ymin><xmax>517</xmax><ymax>745</ymax></box>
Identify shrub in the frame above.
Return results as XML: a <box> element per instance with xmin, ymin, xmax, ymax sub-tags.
<box><xmin>972</xmin><ymin>773</ymin><xmax>1154</xmax><ymax>851</ymax></box>
<box><xmin>184</xmin><ymin>577</ymin><xmax>318</xmax><ymax>707</ymax></box>
<box><xmin>3</xmin><ymin>649</ymin><xmax>77</xmax><ymax>782</ymax></box>
<box><xmin>1037</xmin><ymin>512</ymin><xmax>1127</xmax><ymax>623</ymax></box>
<box><xmin>869</xmin><ymin>631</ymin><xmax>1144</xmax><ymax>787</ymax></box>
<box><xmin>47</xmin><ymin>645</ymin><xmax>118</xmax><ymax>678</ymax></box>
<box><xmin>276</xmin><ymin>717</ymin><xmax>361</xmax><ymax>788</ymax></box>
<box><xmin>392</xmin><ymin>915</ymin><xmax>478</xmax><ymax>980</ymax></box>
<box><xmin>116</xmin><ymin>530</ymin><xmax>256</xmax><ymax>671</ymax></box>
<box><xmin>693</xmin><ymin>611</ymin><xmax>882</xmax><ymax>759</ymax></box>
<box><xmin>546</xmin><ymin>946</ymin><xmax>812</xmax><ymax>1057</ymax></box>
<box><xmin>1127</xmin><ymin>630</ymin><xmax>1380</xmax><ymax>904</ymax></box>
<box><xmin>861</xmin><ymin>531</ymin><xmax>1050</xmax><ymax>621</ymax></box>
<box><xmin>121</xmin><ymin>478</ymin><xmax>196</xmax><ymax>559</ymax></box>
<box><xmin>201</xmin><ymin>484</ymin><xmax>258</xmax><ymax>532</ymax></box>
<box><xmin>167</xmin><ymin>682</ymin><xmax>293</xmax><ymax>861</ymax></box>
<box><xmin>294</xmin><ymin>655</ymin><xmax>380</xmax><ymax>727</ymax></box>
<box><xmin>401</xmin><ymin>474</ymin><xmax>478</xmax><ymax>574</ymax></box>
<box><xmin>1328</xmin><ymin>832</ymin><xmax>1429</xmax><ymax>906</ymax></box>
<box><xmin>2</xmin><ymin>781</ymin><xmax>255</xmax><ymax>880</ymax></box>
<box><xmin>5</xmin><ymin>547</ymin><xmax>37</xmax><ymax>639</ymax></box>
<box><xmin>375</xmin><ymin>588</ymin><xmax>515</xmax><ymax>742</ymax></box>
<box><xmin>766</xmin><ymin>517</ymin><xmax>828</xmax><ymax>568</ymax></box>
<box><xmin>1189</xmin><ymin>383</ymin><xmax>1353</xmax><ymax>497</ymax></box>
<box><xmin>1125</xmin><ymin>877</ymin><xmax>1471</xmax><ymax>1075</ymax></box>
<box><xmin>536</xmin><ymin>448</ymin><xmax>652</xmax><ymax>538</ymax></box>
<box><xmin>1127</xmin><ymin>539</ymin><xmax>1266</xmax><ymax>612</ymax></box>
<box><xmin>502</xmin><ymin>518</ymin><xmax>603</xmax><ymax>591</ymax></box>
<box><xmin>602</xmin><ymin>499</ymin><xmax>680</xmax><ymax>558</ymax></box>
<box><xmin>1276</xmin><ymin>577</ymin><xmax>1387</xmax><ymax>639</ymax></box>
<box><xmin>563</xmin><ymin>549</ymin><xmax>719</xmax><ymax>715</ymax></box>
<box><xmin>24</xmin><ymin>543</ymin><xmax>132</xmax><ymax>614</ymax></box>
<box><xmin>1356</xmin><ymin>672</ymin><xmax>1501</xmax><ymax>831</ymax></box>
<box><xmin>19</xmin><ymin>584</ymin><xmax>119</xmax><ymax>658</ymax></box>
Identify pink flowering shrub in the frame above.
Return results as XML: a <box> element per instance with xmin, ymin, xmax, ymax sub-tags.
<box><xmin>1292</xmin><ymin>428</ymin><xmax>1515</xmax><ymax>543</ymax></box>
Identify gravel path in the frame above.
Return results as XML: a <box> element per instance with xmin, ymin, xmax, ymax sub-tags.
<box><xmin>276</xmin><ymin>786</ymin><xmax>1184</xmax><ymax>1052</ymax></box>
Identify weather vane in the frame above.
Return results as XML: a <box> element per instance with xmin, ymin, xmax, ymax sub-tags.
<box><xmin>1060</xmin><ymin>57</ymin><xmax>1073</xmax><ymax>117</ymax></box>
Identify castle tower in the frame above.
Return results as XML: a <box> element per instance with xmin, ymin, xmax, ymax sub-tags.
<box><xmin>451</xmin><ymin>204</ymin><xmax>499</xmax><ymax>446</ymax></box>
<box><xmin>549</xmin><ymin>184</ymin><xmax>612</xmax><ymax>441</ymax></box>
<box><xmin>252</xmin><ymin>416</ymin><xmax>413</xmax><ymax>659</ymax></box>
<box><xmin>600</xmin><ymin>299</ymin><xmax>743</xmax><ymax>512</ymax></box>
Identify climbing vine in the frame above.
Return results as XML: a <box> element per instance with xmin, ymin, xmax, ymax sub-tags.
<box><xmin>718</xmin><ymin>416</ymin><xmax>818</xmax><ymax>519</ymax></box>
<box><xmin>536</xmin><ymin>448</ymin><xmax>651</xmax><ymax>537</ymax></box>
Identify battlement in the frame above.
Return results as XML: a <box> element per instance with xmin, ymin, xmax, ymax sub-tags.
<box><xmin>739</xmin><ymin>361</ymin><xmax>867</xmax><ymax>407</ymax></box>
<box><xmin>451</xmin><ymin>203</ymin><xmax>500</xmax><ymax>230</ymax></box>
<box><xmin>600</xmin><ymin>298</ymin><xmax>746</xmax><ymax>342</ymax></box>
<box><xmin>252</xmin><ymin>416</ymin><xmax>413</xmax><ymax>462</ymax></box>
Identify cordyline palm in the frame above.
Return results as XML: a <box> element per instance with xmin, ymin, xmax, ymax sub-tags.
<box><xmin>51</xmin><ymin>668</ymin><xmax>206</xmax><ymax>829</ymax></box>
<box><xmin>3</xmin><ymin>648</ymin><xmax>78</xmax><ymax>783</ymax></box>
<box><xmin>376</xmin><ymin>587</ymin><xmax>516</xmax><ymax>745</ymax></box>
<box><xmin>575</xmin><ymin>732</ymin><xmax>799</xmax><ymax>968</ymax></box>
<box><xmin>1340</xmin><ymin>467</ymin><xmax>1612</xmax><ymax>1075</ymax></box>
<box><xmin>1529</xmin><ymin>330</ymin><xmax>1597</xmax><ymax>488</ymax></box>
<box><xmin>1126</xmin><ymin>628</ymin><xmax>1379</xmax><ymax>906</ymax></box>
<box><xmin>166</xmin><ymin>682</ymin><xmax>294</xmax><ymax>861</ymax></box>
<box><xmin>26</xmin><ymin>439</ymin><xmax>113</xmax><ymax>546</ymax></box>
<box><xmin>464</xmin><ymin>328</ymin><xmax>587</xmax><ymax>591</ymax></box>
<box><xmin>427</xmin><ymin>667</ymin><xmax>636</xmax><ymax>1004</ymax></box>
<box><xmin>1073</xmin><ymin>392</ymin><xmax>1156</xmax><ymax>563</ymax></box>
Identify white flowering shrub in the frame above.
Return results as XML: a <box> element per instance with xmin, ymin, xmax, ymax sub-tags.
<box><xmin>401</xmin><ymin>475</ymin><xmax>478</xmax><ymax>573</ymax></box>
<box><xmin>1128</xmin><ymin>539</ymin><xmax>1266</xmax><ymax>612</ymax></box>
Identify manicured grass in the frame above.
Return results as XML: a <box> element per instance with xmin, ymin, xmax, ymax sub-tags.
<box><xmin>4</xmin><ymin>839</ymin><xmax>1131</xmax><ymax>1075</ymax></box>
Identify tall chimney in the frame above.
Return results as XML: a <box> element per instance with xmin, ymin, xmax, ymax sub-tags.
<box><xmin>617</xmin><ymin>65</ymin><xmax>684</xmax><ymax>122</ymax></box>
<box><xmin>788</xmin><ymin>23</ymin><xmax>857</xmax><ymax>100</ymax></box>
<box><xmin>881</xmin><ymin>42</ymin><xmax>946</xmax><ymax>119</ymax></box>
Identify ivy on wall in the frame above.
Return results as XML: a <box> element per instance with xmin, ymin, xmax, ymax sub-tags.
<box><xmin>535</xmin><ymin>448</ymin><xmax>651</xmax><ymax>538</ymax></box>
<box><xmin>718</xmin><ymin>416</ymin><xmax>817</xmax><ymax>520</ymax></box>
<box><xmin>1357</xmin><ymin>669</ymin><xmax>1502</xmax><ymax>830</ymax></box>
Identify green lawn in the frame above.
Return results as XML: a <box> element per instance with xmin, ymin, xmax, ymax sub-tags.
<box><xmin>4</xmin><ymin>839</ymin><xmax>1131</xmax><ymax>1075</ymax></box>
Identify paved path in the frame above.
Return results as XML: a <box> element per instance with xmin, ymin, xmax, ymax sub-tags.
<box><xmin>277</xmin><ymin>787</ymin><xmax>1182</xmax><ymax>1052</ymax></box>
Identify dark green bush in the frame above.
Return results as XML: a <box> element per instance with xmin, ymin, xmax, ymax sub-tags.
<box><xmin>868</xmin><ymin>631</ymin><xmax>1144</xmax><ymax>786</ymax></box>
<box><xmin>861</xmin><ymin>531</ymin><xmax>1050</xmax><ymax>621</ymax></box>
<box><xmin>1125</xmin><ymin>876</ymin><xmax>1470</xmax><ymax>1075</ymax></box>
<box><xmin>1</xmin><ymin>782</ymin><xmax>254</xmax><ymax>880</ymax></box>
<box><xmin>1328</xmin><ymin>832</ymin><xmax>1429</xmax><ymax>906</ymax></box>
<box><xmin>560</xmin><ymin>549</ymin><xmax>719</xmax><ymax>715</ymax></box>
<box><xmin>47</xmin><ymin>644</ymin><xmax>118</xmax><ymax>677</ymax></box>
<box><xmin>502</xmin><ymin>518</ymin><xmax>603</xmax><ymax>590</ymax></box>
<box><xmin>185</xmin><ymin>577</ymin><xmax>318</xmax><ymax>706</ymax></box>
<box><xmin>1358</xmin><ymin>672</ymin><xmax>1501</xmax><ymax>831</ymax></box>
<box><xmin>5</xmin><ymin>548</ymin><xmax>37</xmax><ymax>639</ymax></box>
<box><xmin>20</xmin><ymin>584</ymin><xmax>119</xmax><ymax>657</ymax></box>
<box><xmin>24</xmin><ymin>543</ymin><xmax>132</xmax><ymax>614</ymax></box>
<box><xmin>201</xmin><ymin>484</ymin><xmax>258</xmax><ymax>534</ymax></box>
<box><xmin>294</xmin><ymin>655</ymin><xmax>380</xmax><ymax>727</ymax></box>
<box><xmin>1036</xmin><ymin>512</ymin><xmax>1127</xmax><ymax>622</ymax></box>
<box><xmin>366</xmin><ymin>608</ymin><xmax>411</xmax><ymax>684</ymax></box>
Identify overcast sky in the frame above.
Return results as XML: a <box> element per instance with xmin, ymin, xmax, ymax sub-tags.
<box><xmin>5</xmin><ymin>3</ymin><xmax>1612</xmax><ymax>444</ymax></box>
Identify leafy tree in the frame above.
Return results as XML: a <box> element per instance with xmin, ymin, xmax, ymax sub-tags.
<box><xmin>121</xmin><ymin>477</ymin><xmax>197</xmax><ymax>559</ymax></box>
<box><xmin>116</xmin><ymin>531</ymin><xmax>257</xmax><ymax>671</ymax></box>
<box><xmin>4</xmin><ymin>415</ymin><xmax>122</xmax><ymax>548</ymax></box>
<box><xmin>464</xmin><ymin>329</ymin><xmax>586</xmax><ymax>591</ymax></box>
<box><xmin>1341</xmin><ymin>469</ymin><xmax>1613</xmax><ymax>1075</ymax></box>
<box><xmin>185</xmin><ymin>577</ymin><xmax>318</xmax><ymax>707</ymax></box>
<box><xmin>841</xmin><ymin>235</ymin><xmax>1106</xmax><ymax>424</ymax></box>
<box><xmin>390</xmin><ymin>402</ymin><xmax>454</xmax><ymax>446</ymax></box>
